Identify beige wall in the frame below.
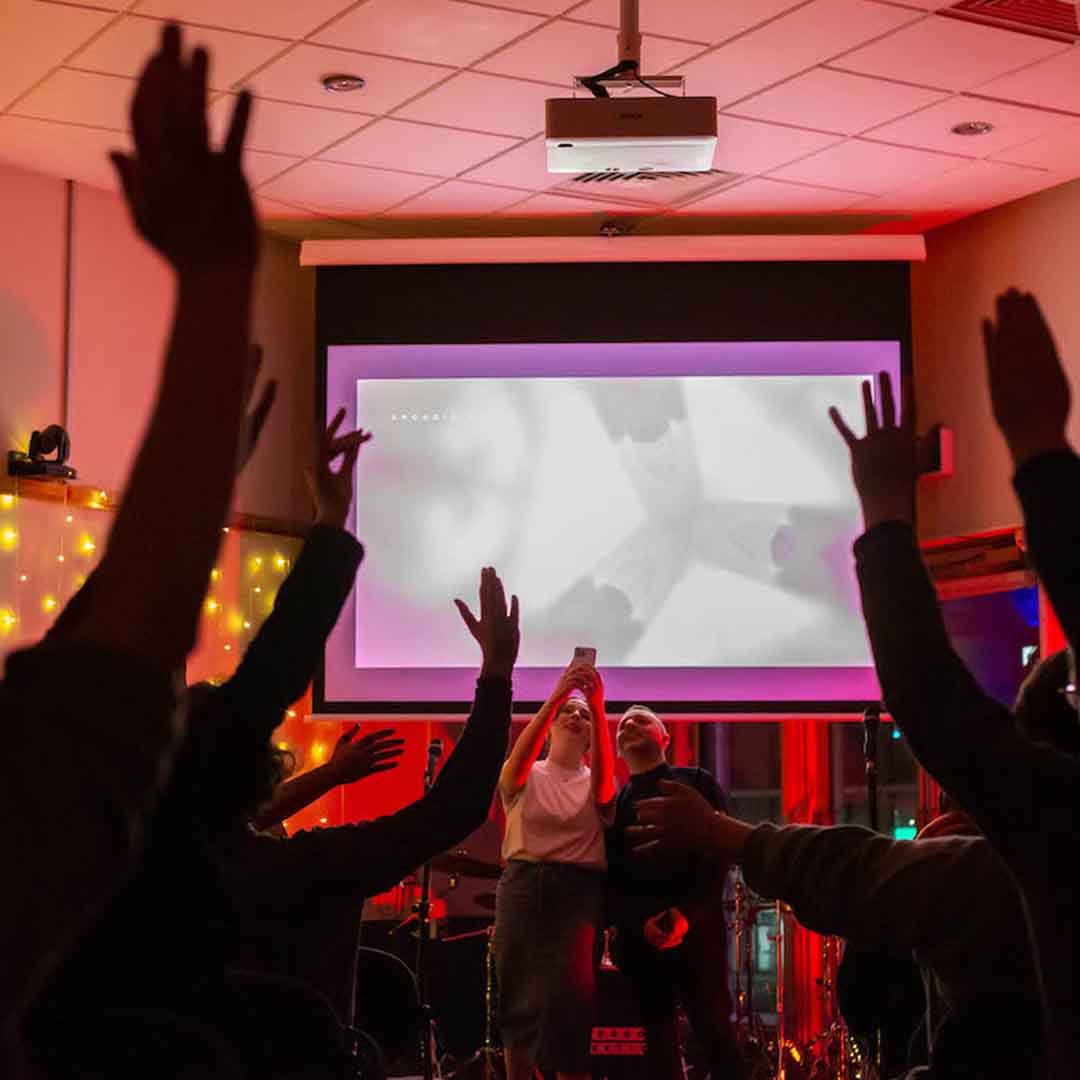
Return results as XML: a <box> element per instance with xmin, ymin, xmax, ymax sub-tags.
<box><xmin>913</xmin><ymin>177</ymin><xmax>1080</xmax><ymax>541</ymax></box>
<box><xmin>0</xmin><ymin>158</ymin><xmax>314</xmax><ymax>521</ymax></box>
<box><xmin>0</xmin><ymin>161</ymin><xmax>66</xmax><ymax>461</ymax></box>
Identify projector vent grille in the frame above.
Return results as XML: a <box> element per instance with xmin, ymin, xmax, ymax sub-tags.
<box><xmin>571</xmin><ymin>168</ymin><xmax>729</xmax><ymax>184</ymax></box>
<box><xmin>942</xmin><ymin>0</ymin><xmax>1080</xmax><ymax>42</ymax></box>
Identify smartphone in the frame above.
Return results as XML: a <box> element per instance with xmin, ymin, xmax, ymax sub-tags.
<box><xmin>572</xmin><ymin>646</ymin><xmax>597</xmax><ymax>668</ymax></box>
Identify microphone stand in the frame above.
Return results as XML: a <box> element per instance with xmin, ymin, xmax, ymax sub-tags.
<box><xmin>863</xmin><ymin>705</ymin><xmax>881</xmax><ymax>834</ymax></box>
<box><xmin>416</xmin><ymin>739</ymin><xmax>442</xmax><ymax>1080</ymax></box>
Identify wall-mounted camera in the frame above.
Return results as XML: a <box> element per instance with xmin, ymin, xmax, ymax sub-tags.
<box><xmin>8</xmin><ymin>424</ymin><xmax>77</xmax><ymax>481</ymax></box>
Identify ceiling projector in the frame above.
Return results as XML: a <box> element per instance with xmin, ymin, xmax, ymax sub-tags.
<box><xmin>545</xmin><ymin>96</ymin><xmax>718</xmax><ymax>174</ymax></box>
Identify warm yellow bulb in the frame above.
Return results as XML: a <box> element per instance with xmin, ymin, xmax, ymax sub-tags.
<box><xmin>42</xmin><ymin>595</ymin><xmax>57</xmax><ymax>613</ymax></box>
<box><xmin>0</xmin><ymin>527</ymin><xmax>17</xmax><ymax>550</ymax></box>
<box><xmin>224</xmin><ymin>644</ymin><xmax>232</xmax><ymax>652</ymax></box>
<box><xmin>210</xmin><ymin>568</ymin><xmax>221</xmax><ymax>582</ymax></box>
<box><xmin>65</xmin><ymin>514</ymin><xmax>73</xmax><ymax>524</ymax></box>
<box><xmin>311</xmin><ymin>742</ymin><xmax>328</xmax><ymax>764</ymax></box>
<box><xmin>0</xmin><ymin>609</ymin><xmax>16</xmax><ymax>632</ymax></box>
<box><xmin>222</xmin><ymin>526</ymin><xmax>230</xmax><ymax>534</ymax></box>
<box><xmin>0</xmin><ymin>493</ymin><xmax>15</xmax><ymax>509</ymax></box>
<box><xmin>79</xmin><ymin>535</ymin><xmax>96</xmax><ymax>556</ymax></box>
<box><xmin>243</xmin><ymin>620</ymin><xmax>251</xmax><ymax>630</ymax></box>
<box><xmin>273</xmin><ymin>554</ymin><xmax>288</xmax><ymax>571</ymax></box>
<box><xmin>286</xmin><ymin>709</ymin><xmax>297</xmax><ymax>719</ymax></box>
<box><xmin>253</xmin><ymin>586</ymin><xmax>262</xmax><ymax>594</ymax></box>
<box><xmin>57</xmin><ymin>554</ymin><xmax>65</xmax><ymax>564</ymax></box>
<box><xmin>277</xmin><ymin>742</ymin><xmax>290</xmax><ymax>752</ymax></box>
<box><xmin>205</xmin><ymin>598</ymin><xmax>220</xmax><ymax>615</ymax></box>
<box><xmin>18</xmin><ymin>574</ymin><xmax>27</xmax><ymax>584</ymax></box>
<box><xmin>319</xmin><ymin>817</ymin><xmax>328</xmax><ymax>825</ymax></box>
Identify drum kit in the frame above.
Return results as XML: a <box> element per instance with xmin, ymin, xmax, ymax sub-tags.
<box><xmin>355</xmin><ymin>857</ymin><xmax>875</xmax><ymax>1080</ymax></box>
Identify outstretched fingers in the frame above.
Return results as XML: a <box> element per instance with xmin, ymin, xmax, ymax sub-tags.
<box><xmin>454</xmin><ymin>597</ymin><xmax>480</xmax><ymax>637</ymax></box>
<box><xmin>879</xmin><ymin>371</ymin><xmax>896</xmax><ymax>429</ymax></box>
<box><xmin>861</xmin><ymin>379</ymin><xmax>879</xmax><ymax>434</ymax></box>
<box><xmin>828</xmin><ymin>406</ymin><xmax>857</xmax><ymax>448</ymax></box>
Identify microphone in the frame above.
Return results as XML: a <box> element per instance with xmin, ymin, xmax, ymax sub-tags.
<box><xmin>424</xmin><ymin>738</ymin><xmax>444</xmax><ymax>788</ymax></box>
<box><xmin>863</xmin><ymin>704</ymin><xmax>880</xmax><ymax>768</ymax></box>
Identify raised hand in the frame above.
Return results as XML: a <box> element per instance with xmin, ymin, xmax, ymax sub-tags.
<box><xmin>326</xmin><ymin>726</ymin><xmax>406</xmax><ymax>785</ymax></box>
<box><xmin>628</xmin><ymin>779</ymin><xmax>751</xmax><ymax>858</ymax></box>
<box><xmin>455</xmin><ymin>567</ymin><xmax>520</xmax><ymax>681</ymax></box>
<box><xmin>550</xmin><ymin>663</ymin><xmax>597</xmax><ymax>707</ymax></box>
<box><xmin>306</xmin><ymin>407</ymin><xmax>372</xmax><ymax>529</ymax></box>
<box><xmin>829</xmin><ymin>371</ymin><xmax>918</xmax><ymax>530</ymax></box>
<box><xmin>983</xmin><ymin>289</ymin><xmax>1071</xmax><ymax>468</ymax></box>
<box><xmin>236</xmin><ymin>344</ymin><xmax>278</xmax><ymax>473</ymax></box>
<box><xmin>110</xmin><ymin>23</ymin><xmax>257</xmax><ymax>275</ymax></box>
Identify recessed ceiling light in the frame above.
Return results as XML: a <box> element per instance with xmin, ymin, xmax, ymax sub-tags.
<box><xmin>322</xmin><ymin>73</ymin><xmax>366</xmax><ymax>93</ymax></box>
<box><xmin>951</xmin><ymin>120</ymin><xmax>994</xmax><ymax>136</ymax></box>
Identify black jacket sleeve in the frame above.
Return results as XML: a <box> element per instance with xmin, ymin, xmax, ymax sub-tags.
<box><xmin>742</xmin><ymin>823</ymin><xmax>1004</xmax><ymax>951</ymax></box>
<box><xmin>214</xmin><ymin>526</ymin><xmax>363</xmax><ymax>725</ymax></box>
<box><xmin>218</xmin><ymin>677</ymin><xmax>512</xmax><ymax>913</ymax></box>
<box><xmin>854</xmin><ymin>521</ymin><xmax>1073</xmax><ymax>854</ymax></box>
<box><xmin>1014</xmin><ymin>449</ymin><xmax>1080</xmax><ymax>652</ymax></box>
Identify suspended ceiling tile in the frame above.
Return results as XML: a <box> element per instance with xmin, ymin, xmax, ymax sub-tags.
<box><xmin>501</xmin><ymin>190</ymin><xmax>657</xmax><ymax>214</ymax></box>
<box><xmin>863</xmin><ymin>158</ymin><xmax>1057</xmax><ymax>213</ymax></box>
<box><xmin>70</xmin><ymin>15</ymin><xmax>285</xmax><ymax>90</ymax></box>
<box><xmin>832</xmin><ymin>13</ymin><xmax>1068</xmax><ymax>92</ymax></box>
<box><xmin>770</xmin><ymin>137</ymin><xmax>968</xmax><ymax>195</ymax></box>
<box><xmin>0</xmin><ymin>0</ymin><xmax>114</xmax><ymax>111</ymax></box>
<box><xmin>865</xmin><ymin>95</ymin><xmax>1077</xmax><ymax>158</ymax></box>
<box><xmin>313</xmin><ymin>0</ymin><xmax>545</xmax><ymax>67</ymax></box>
<box><xmin>0</xmin><ymin>114</ymin><xmax>122</xmax><ymax>190</ymax></box>
<box><xmin>257</xmin><ymin>158</ymin><xmax>439</xmax><ymax>215</ymax></box>
<box><xmin>477</xmin><ymin>18</ymin><xmax>701</xmax><ymax>84</ymax></box>
<box><xmin>12</xmin><ymin>68</ymin><xmax>133</xmax><ymax>131</ymax></box>
<box><xmin>132</xmin><ymin>0</ymin><xmax>357</xmax><ymax>40</ymax></box>
<box><xmin>394</xmin><ymin>72</ymin><xmax>557</xmax><ymax>137</ymax></box>
<box><xmin>570</xmin><ymin>0</ymin><xmax>811</xmax><ymax>46</ymax></box>
<box><xmin>681</xmin><ymin>176</ymin><xmax>866</xmax><ymax>213</ymax></box>
<box><xmin>713</xmin><ymin>115</ymin><xmax>843</xmax><ymax>175</ymax></box>
<box><xmin>461</xmin><ymin>134</ymin><xmax>557</xmax><ymax>190</ymax></box>
<box><xmin>320</xmin><ymin>118</ymin><xmax>517</xmax><ymax>176</ymax></box>
<box><xmin>991</xmin><ymin>122</ymin><xmax>1080</xmax><ymax>175</ymax></box>
<box><xmin>244</xmin><ymin>149</ymin><xmax>302</xmax><ymax>186</ymax></box>
<box><xmin>247</xmin><ymin>43</ymin><xmax>453</xmax><ymax>115</ymax></box>
<box><xmin>731</xmin><ymin>68</ymin><xmax>946</xmax><ymax>136</ymax></box>
<box><xmin>676</xmin><ymin>0</ymin><xmax>921</xmax><ymax>109</ymax></box>
<box><xmin>208</xmin><ymin>94</ymin><xmax>371</xmax><ymax>156</ymax></box>
<box><xmin>387</xmin><ymin>178</ymin><xmax>531</xmax><ymax>214</ymax></box>
<box><xmin>976</xmin><ymin>48</ymin><xmax>1080</xmax><ymax>115</ymax></box>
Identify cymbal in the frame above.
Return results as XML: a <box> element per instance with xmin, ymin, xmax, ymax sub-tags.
<box><xmin>475</xmin><ymin>892</ymin><xmax>496</xmax><ymax>912</ymax></box>
<box><xmin>430</xmin><ymin>850</ymin><xmax>503</xmax><ymax>880</ymax></box>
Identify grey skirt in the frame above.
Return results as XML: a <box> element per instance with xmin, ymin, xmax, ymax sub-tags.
<box><xmin>493</xmin><ymin>859</ymin><xmax>605</xmax><ymax>1072</ymax></box>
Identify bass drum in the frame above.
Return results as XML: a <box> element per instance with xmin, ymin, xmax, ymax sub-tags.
<box><xmin>591</xmin><ymin>968</ymin><xmax>650</xmax><ymax>1080</ymax></box>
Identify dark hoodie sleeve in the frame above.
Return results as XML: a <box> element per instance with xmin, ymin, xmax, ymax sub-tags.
<box><xmin>214</xmin><ymin>525</ymin><xmax>363</xmax><ymax>725</ymax></box>
<box><xmin>1014</xmin><ymin>449</ymin><xmax>1080</xmax><ymax>652</ymax></box>
<box><xmin>218</xmin><ymin>677</ymin><xmax>512</xmax><ymax>913</ymax></box>
<box><xmin>854</xmin><ymin>521</ymin><xmax>1074</xmax><ymax>856</ymax></box>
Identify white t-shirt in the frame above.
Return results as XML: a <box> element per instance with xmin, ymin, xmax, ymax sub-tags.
<box><xmin>501</xmin><ymin>757</ymin><xmax>609</xmax><ymax>871</ymax></box>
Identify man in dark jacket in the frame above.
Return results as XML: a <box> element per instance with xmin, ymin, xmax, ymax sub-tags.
<box><xmin>605</xmin><ymin>706</ymin><xmax>744</xmax><ymax>1079</ymax></box>
<box><xmin>826</xmin><ymin>291</ymin><xmax>1080</xmax><ymax>1080</ymax></box>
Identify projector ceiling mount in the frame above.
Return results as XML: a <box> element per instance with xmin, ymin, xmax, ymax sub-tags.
<box><xmin>544</xmin><ymin>0</ymin><xmax>719</xmax><ymax>176</ymax></box>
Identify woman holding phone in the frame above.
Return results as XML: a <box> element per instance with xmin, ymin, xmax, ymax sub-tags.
<box><xmin>494</xmin><ymin>653</ymin><xmax>616</xmax><ymax>1080</ymax></box>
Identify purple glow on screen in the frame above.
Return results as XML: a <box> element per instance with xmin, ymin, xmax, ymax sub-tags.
<box><xmin>324</xmin><ymin>341</ymin><xmax>899</xmax><ymax>709</ymax></box>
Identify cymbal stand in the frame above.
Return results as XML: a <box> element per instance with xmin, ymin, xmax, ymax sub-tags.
<box><xmin>416</xmin><ymin>740</ymin><xmax>443</xmax><ymax>1080</ymax></box>
<box><xmin>442</xmin><ymin>925</ymin><xmax>502</xmax><ymax>1079</ymax></box>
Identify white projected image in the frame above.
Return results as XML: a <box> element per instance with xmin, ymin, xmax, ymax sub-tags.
<box><xmin>355</xmin><ymin>375</ymin><xmax>871</xmax><ymax>670</ymax></box>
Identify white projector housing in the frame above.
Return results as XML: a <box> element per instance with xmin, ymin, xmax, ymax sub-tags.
<box><xmin>545</xmin><ymin>95</ymin><xmax>718</xmax><ymax>173</ymax></box>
